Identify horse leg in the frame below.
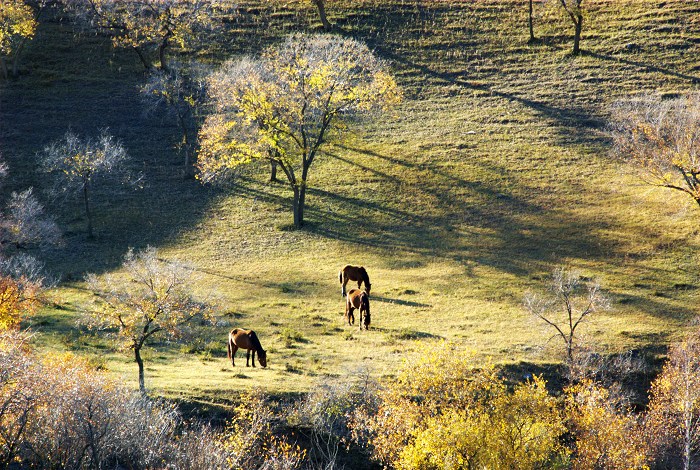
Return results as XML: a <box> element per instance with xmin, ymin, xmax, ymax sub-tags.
<box><xmin>231</xmin><ymin>344</ymin><xmax>238</xmax><ymax>367</ymax></box>
<box><xmin>246</xmin><ymin>349</ymin><xmax>251</xmax><ymax>367</ymax></box>
<box><xmin>251</xmin><ymin>349</ymin><xmax>257</xmax><ymax>368</ymax></box>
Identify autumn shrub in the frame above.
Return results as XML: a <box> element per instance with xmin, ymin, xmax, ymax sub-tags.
<box><xmin>289</xmin><ymin>371</ymin><xmax>379</xmax><ymax>469</ymax></box>
<box><xmin>350</xmin><ymin>343</ymin><xmax>568</xmax><ymax>470</ymax></box>
<box><xmin>565</xmin><ymin>379</ymin><xmax>650</xmax><ymax>470</ymax></box>
<box><xmin>218</xmin><ymin>388</ymin><xmax>306</xmax><ymax>470</ymax></box>
<box><xmin>645</xmin><ymin>332</ymin><xmax>700</xmax><ymax>470</ymax></box>
<box><xmin>0</xmin><ymin>333</ymin><xmax>227</xmax><ymax>469</ymax></box>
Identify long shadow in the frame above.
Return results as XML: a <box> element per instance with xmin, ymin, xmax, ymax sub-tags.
<box><xmin>0</xmin><ymin>15</ymin><xmax>225</xmax><ymax>279</ymax></box>
<box><xmin>583</xmin><ymin>50</ymin><xmax>700</xmax><ymax>84</ymax></box>
<box><xmin>371</xmin><ymin>45</ymin><xmax>606</xmax><ymax>144</ymax></box>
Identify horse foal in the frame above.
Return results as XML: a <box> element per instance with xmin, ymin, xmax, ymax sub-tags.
<box><xmin>346</xmin><ymin>289</ymin><xmax>371</xmax><ymax>330</ymax></box>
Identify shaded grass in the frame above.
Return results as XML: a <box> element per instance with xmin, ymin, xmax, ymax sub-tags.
<box><xmin>2</xmin><ymin>0</ymin><xmax>700</xmax><ymax>405</ymax></box>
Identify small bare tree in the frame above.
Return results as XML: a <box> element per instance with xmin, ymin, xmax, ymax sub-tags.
<box><xmin>85</xmin><ymin>246</ymin><xmax>211</xmax><ymax>394</ymax></box>
<box><xmin>40</xmin><ymin>130</ymin><xmax>140</xmax><ymax>238</ymax></box>
<box><xmin>558</xmin><ymin>0</ymin><xmax>585</xmax><ymax>55</ymax></box>
<box><xmin>610</xmin><ymin>93</ymin><xmax>700</xmax><ymax>209</ymax></box>
<box><xmin>524</xmin><ymin>267</ymin><xmax>610</xmax><ymax>365</ymax></box>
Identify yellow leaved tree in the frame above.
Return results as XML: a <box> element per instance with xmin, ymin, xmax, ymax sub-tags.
<box><xmin>197</xmin><ymin>33</ymin><xmax>401</xmax><ymax>229</ymax></box>
<box><xmin>60</xmin><ymin>0</ymin><xmax>220</xmax><ymax>71</ymax></box>
<box><xmin>0</xmin><ymin>0</ymin><xmax>38</xmax><ymax>79</ymax></box>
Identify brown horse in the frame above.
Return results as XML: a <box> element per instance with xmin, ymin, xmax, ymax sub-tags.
<box><xmin>346</xmin><ymin>289</ymin><xmax>371</xmax><ymax>330</ymax></box>
<box><xmin>227</xmin><ymin>328</ymin><xmax>267</xmax><ymax>368</ymax></box>
<box><xmin>339</xmin><ymin>265</ymin><xmax>371</xmax><ymax>297</ymax></box>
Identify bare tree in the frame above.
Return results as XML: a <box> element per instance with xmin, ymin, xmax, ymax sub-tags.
<box><xmin>197</xmin><ymin>34</ymin><xmax>401</xmax><ymax>228</ymax></box>
<box><xmin>85</xmin><ymin>246</ymin><xmax>211</xmax><ymax>394</ymax></box>
<box><xmin>40</xmin><ymin>130</ymin><xmax>140</xmax><ymax>238</ymax></box>
<box><xmin>524</xmin><ymin>267</ymin><xmax>610</xmax><ymax>365</ymax></box>
<box><xmin>558</xmin><ymin>0</ymin><xmax>584</xmax><ymax>55</ymax></box>
<box><xmin>610</xmin><ymin>93</ymin><xmax>700</xmax><ymax>209</ymax></box>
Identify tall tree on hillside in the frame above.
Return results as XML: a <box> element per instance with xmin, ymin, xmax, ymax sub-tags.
<box><xmin>40</xmin><ymin>130</ymin><xmax>141</xmax><ymax>239</ymax></box>
<box><xmin>60</xmin><ymin>0</ymin><xmax>221</xmax><ymax>71</ymax></box>
<box><xmin>197</xmin><ymin>34</ymin><xmax>401</xmax><ymax>229</ymax></box>
<box><xmin>610</xmin><ymin>94</ymin><xmax>700</xmax><ymax>209</ymax></box>
<box><xmin>0</xmin><ymin>0</ymin><xmax>37</xmax><ymax>79</ymax></box>
<box><xmin>558</xmin><ymin>0</ymin><xmax>585</xmax><ymax>55</ymax></box>
<box><xmin>85</xmin><ymin>247</ymin><xmax>211</xmax><ymax>394</ymax></box>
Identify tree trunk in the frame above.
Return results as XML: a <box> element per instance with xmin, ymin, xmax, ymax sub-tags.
<box><xmin>133</xmin><ymin>46</ymin><xmax>153</xmax><ymax>70</ymax></box>
<box><xmin>83</xmin><ymin>182</ymin><xmax>94</xmax><ymax>239</ymax></box>
<box><xmin>292</xmin><ymin>183</ymin><xmax>306</xmax><ymax>228</ymax></box>
<box><xmin>313</xmin><ymin>0</ymin><xmax>332</xmax><ymax>31</ymax></box>
<box><xmin>177</xmin><ymin>111</ymin><xmax>194</xmax><ymax>179</ymax></box>
<box><xmin>528</xmin><ymin>0</ymin><xmax>536</xmax><ymax>43</ymax></box>
<box><xmin>0</xmin><ymin>58</ymin><xmax>8</xmax><ymax>80</ymax></box>
<box><xmin>158</xmin><ymin>37</ymin><xmax>170</xmax><ymax>71</ymax></box>
<box><xmin>135</xmin><ymin>346</ymin><xmax>146</xmax><ymax>394</ymax></box>
<box><xmin>270</xmin><ymin>161</ymin><xmax>278</xmax><ymax>182</ymax></box>
<box><xmin>572</xmin><ymin>14</ymin><xmax>583</xmax><ymax>55</ymax></box>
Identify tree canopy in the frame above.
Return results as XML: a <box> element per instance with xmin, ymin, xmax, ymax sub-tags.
<box><xmin>197</xmin><ymin>33</ymin><xmax>401</xmax><ymax>228</ymax></box>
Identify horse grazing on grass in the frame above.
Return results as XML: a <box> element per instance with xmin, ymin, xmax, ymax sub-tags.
<box><xmin>345</xmin><ymin>289</ymin><xmax>371</xmax><ymax>330</ymax></box>
<box><xmin>227</xmin><ymin>328</ymin><xmax>267</xmax><ymax>368</ymax></box>
<box><xmin>339</xmin><ymin>265</ymin><xmax>371</xmax><ymax>297</ymax></box>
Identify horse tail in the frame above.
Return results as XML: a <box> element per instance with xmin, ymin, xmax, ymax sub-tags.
<box><xmin>227</xmin><ymin>334</ymin><xmax>232</xmax><ymax>359</ymax></box>
<box><xmin>339</xmin><ymin>268</ymin><xmax>343</xmax><ymax>284</ymax></box>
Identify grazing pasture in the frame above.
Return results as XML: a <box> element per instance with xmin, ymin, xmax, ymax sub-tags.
<box><xmin>1</xmin><ymin>0</ymin><xmax>700</xmax><ymax>407</ymax></box>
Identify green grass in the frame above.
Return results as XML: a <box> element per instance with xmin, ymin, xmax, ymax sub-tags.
<box><xmin>2</xmin><ymin>0</ymin><xmax>700</xmax><ymax>405</ymax></box>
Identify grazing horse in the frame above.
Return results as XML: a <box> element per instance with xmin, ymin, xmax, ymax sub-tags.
<box><xmin>339</xmin><ymin>265</ymin><xmax>371</xmax><ymax>297</ymax></box>
<box><xmin>346</xmin><ymin>289</ymin><xmax>371</xmax><ymax>330</ymax></box>
<box><xmin>227</xmin><ymin>328</ymin><xmax>267</xmax><ymax>368</ymax></box>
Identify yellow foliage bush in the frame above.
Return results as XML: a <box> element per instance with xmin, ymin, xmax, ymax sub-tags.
<box><xmin>565</xmin><ymin>379</ymin><xmax>650</xmax><ymax>470</ymax></box>
<box><xmin>351</xmin><ymin>343</ymin><xmax>568</xmax><ymax>470</ymax></box>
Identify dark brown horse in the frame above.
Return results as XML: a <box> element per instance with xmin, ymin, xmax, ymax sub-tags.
<box><xmin>227</xmin><ymin>328</ymin><xmax>267</xmax><ymax>368</ymax></box>
<box><xmin>339</xmin><ymin>265</ymin><xmax>371</xmax><ymax>297</ymax></box>
<box><xmin>345</xmin><ymin>289</ymin><xmax>371</xmax><ymax>330</ymax></box>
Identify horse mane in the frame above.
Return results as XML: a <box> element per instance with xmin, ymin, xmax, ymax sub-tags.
<box><xmin>249</xmin><ymin>330</ymin><xmax>264</xmax><ymax>353</ymax></box>
<box><xmin>359</xmin><ymin>267</ymin><xmax>370</xmax><ymax>285</ymax></box>
<box><xmin>361</xmin><ymin>291</ymin><xmax>370</xmax><ymax>313</ymax></box>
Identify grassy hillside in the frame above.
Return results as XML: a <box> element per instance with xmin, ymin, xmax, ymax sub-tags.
<box><xmin>1</xmin><ymin>0</ymin><xmax>700</xmax><ymax>406</ymax></box>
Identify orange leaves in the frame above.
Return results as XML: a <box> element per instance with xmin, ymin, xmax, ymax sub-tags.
<box><xmin>0</xmin><ymin>275</ymin><xmax>40</xmax><ymax>331</ymax></box>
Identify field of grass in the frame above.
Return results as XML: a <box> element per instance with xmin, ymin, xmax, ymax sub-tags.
<box><xmin>1</xmin><ymin>0</ymin><xmax>700</xmax><ymax>409</ymax></box>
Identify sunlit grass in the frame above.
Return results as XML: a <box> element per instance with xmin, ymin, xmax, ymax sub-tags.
<box><xmin>5</xmin><ymin>0</ymin><xmax>700</xmax><ymax>406</ymax></box>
